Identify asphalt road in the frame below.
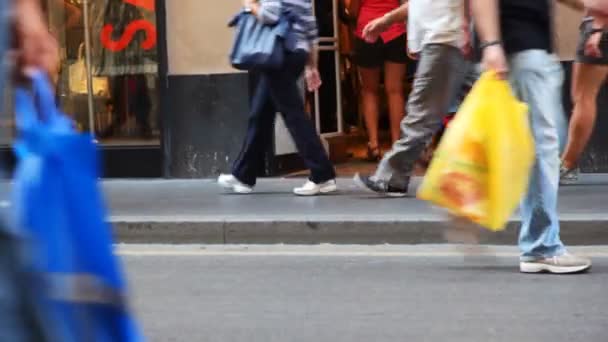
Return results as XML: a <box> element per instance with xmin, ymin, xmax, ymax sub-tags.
<box><xmin>122</xmin><ymin>245</ymin><xmax>608</xmax><ymax>342</ymax></box>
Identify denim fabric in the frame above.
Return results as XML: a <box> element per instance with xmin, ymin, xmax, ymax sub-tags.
<box><xmin>509</xmin><ymin>50</ymin><xmax>567</xmax><ymax>259</ymax></box>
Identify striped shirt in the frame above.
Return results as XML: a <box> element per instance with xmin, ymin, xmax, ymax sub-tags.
<box><xmin>258</xmin><ymin>0</ymin><xmax>319</xmax><ymax>52</ymax></box>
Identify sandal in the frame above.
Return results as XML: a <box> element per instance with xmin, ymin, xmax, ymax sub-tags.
<box><xmin>366</xmin><ymin>144</ymin><xmax>382</xmax><ymax>162</ymax></box>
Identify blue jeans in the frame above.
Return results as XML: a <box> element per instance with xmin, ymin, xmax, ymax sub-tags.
<box><xmin>509</xmin><ymin>50</ymin><xmax>567</xmax><ymax>259</ymax></box>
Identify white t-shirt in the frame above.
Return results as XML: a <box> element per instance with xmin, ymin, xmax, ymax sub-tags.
<box><xmin>407</xmin><ymin>0</ymin><xmax>465</xmax><ymax>54</ymax></box>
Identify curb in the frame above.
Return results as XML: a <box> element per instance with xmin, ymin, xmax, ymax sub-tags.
<box><xmin>112</xmin><ymin>219</ymin><xmax>608</xmax><ymax>245</ymax></box>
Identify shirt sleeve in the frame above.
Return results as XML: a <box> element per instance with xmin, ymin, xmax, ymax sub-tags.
<box><xmin>258</xmin><ymin>0</ymin><xmax>282</xmax><ymax>24</ymax></box>
<box><xmin>302</xmin><ymin>1</ymin><xmax>319</xmax><ymax>44</ymax></box>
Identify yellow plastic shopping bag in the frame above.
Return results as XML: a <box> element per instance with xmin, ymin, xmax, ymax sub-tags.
<box><xmin>417</xmin><ymin>72</ymin><xmax>535</xmax><ymax>231</ymax></box>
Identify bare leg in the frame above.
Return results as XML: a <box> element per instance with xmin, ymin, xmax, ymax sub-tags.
<box><xmin>359</xmin><ymin>67</ymin><xmax>381</xmax><ymax>151</ymax></box>
<box><xmin>562</xmin><ymin>63</ymin><xmax>608</xmax><ymax>169</ymax></box>
<box><xmin>383</xmin><ymin>62</ymin><xmax>407</xmax><ymax>143</ymax></box>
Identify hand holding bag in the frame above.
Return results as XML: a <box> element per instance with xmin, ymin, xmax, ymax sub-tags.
<box><xmin>418</xmin><ymin>72</ymin><xmax>535</xmax><ymax>231</ymax></box>
<box><xmin>13</xmin><ymin>71</ymin><xmax>142</xmax><ymax>342</ymax></box>
<box><xmin>228</xmin><ymin>8</ymin><xmax>298</xmax><ymax>71</ymax></box>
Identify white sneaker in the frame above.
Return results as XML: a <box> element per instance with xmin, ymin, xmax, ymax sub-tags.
<box><xmin>217</xmin><ymin>174</ymin><xmax>253</xmax><ymax>194</ymax></box>
<box><xmin>293</xmin><ymin>179</ymin><xmax>337</xmax><ymax>196</ymax></box>
<box><xmin>520</xmin><ymin>253</ymin><xmax>591</xmax><ymax>274</ymax></box>
<box><xmin>559</xmin><ymin>165</ymin><xmax>579</xmax><ymax>185</ymax></box>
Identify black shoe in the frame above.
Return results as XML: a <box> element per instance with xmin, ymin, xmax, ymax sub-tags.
<box><xmin>366</xmin><ymin>144</ymin><xmax>382</xmax><ymax>162</ymax></box>
<box><xmin>353</xmin><ymin>173</ymin><xmax>408</xmax><ymax>197</ymax></box>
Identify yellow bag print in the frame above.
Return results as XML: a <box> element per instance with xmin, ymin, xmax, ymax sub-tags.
<box><xmin>417</xmin><ymin>72</ymin><xmax>535</xmax><ymax>231</ymax></box>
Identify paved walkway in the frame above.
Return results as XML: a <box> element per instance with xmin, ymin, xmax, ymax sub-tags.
<box><xmin>105</xmin><ymin>175</ymin><xmax>608</xmax><ymax>244</ymax></box>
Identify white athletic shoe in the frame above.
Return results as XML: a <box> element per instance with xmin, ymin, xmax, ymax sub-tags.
<box><xmin>559</xmin><ymin>165</ymin><xmax>579</xmax><ymax>185</ymax></box>
<box><xmin>217</xmin><ymin>174</ymin><xmax>253</xmax><ymax>194</ymax></box>
<box><xmin>293</xmin><ymin>179</ymin><xmax>337</xmax><ymax>196</ymax></box>
<box><xmin>520</xmin><ymin>253</ymin><xmax>591</xmax><ymax>274</ymax></box>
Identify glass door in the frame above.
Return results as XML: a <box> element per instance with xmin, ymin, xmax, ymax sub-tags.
<box><xmin>312</xmin><ymin>0</ymin><xmax>343</xmax><ymax>137</ymax></box>
<box><xmin>48</xmin><ymin>0</ymin><xmax>161</xmax><ymax>146</ymax></box>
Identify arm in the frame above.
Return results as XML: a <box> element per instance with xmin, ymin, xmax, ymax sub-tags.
<box><xmin>470</xmin><ymin>0</ymin><xmax>509</xmax><ymax>76</ymax></box>
<box><xmin>381</xmin><ymin>3</ymin><xmax>408</xmax><ymax>26</ymax></box>
<box><xmin>556</xmin><ymin>0</ymin><xmax>585</xmax><ymax>11</ymax></box>
<box><xmin>62</xmin><ymin>0</ymin><xmax>82</xmax><ymax>29</ymax></box>
<box><xmin>462</xmin><ymin>0</ymin><xmax>472</xmax><ymax>57</ymax></box>
<box><xmin>304</xmin><ymin>2</ymin><xmax>322</xmax><ymax>91</ymax></box>
<box><xmin>470</xmin><ymin>0</ymin><xmax>501</xmax><ymax>42</ymax></box>
<box><xmin>348</xmin><ymin>0</ymin><xmax>361</xmax><ymax>23</ymax></box>
<box><xmin>361</xmin><ymin>2</ymin><xmax>408</xmax><ymax>42</ymax></box>
<box><xmin>15</xmin><ymin>0</ymin><xmax>59</xmax><ymax>74</ymax></box>
<box><xmin>583</xmin><ymin>11</ymin><xmax>608</xmax><ymax>57</ymax></box>
<box><xmin>244</xmin><ymin>0</ymin><xmax>281</xmax><ymax>24</ymax></box>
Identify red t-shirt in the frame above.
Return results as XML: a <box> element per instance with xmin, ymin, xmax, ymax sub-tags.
<box><xmin>355</xmin><ymin>0</ymin><xmax>406</xmax><ymax>43</ymax></box>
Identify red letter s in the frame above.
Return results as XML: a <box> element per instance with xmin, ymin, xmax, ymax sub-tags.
<box><xmin>101</xmin><ymin>19</ymin><xmax>157</xmax><ymax>52</ymax></box>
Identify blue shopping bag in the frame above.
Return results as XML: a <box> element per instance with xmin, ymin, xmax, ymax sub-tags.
<box><xmin>228</xmin><ymin>9</ymin><xmax>298</xmax><ymax>70</ymax></box>
<box><xmin>12</xmin><ymin>71</ymin><xmax>142</xmax><ymax>342</ymax></box>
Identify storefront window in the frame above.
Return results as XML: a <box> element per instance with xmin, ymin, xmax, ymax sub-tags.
<box><xmin>45</xmin><ymin>0</ymin><xmax>160</xmax><ymax>145</ymax></box>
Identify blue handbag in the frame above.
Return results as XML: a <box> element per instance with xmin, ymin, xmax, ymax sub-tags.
<box><xmin>12</xmin><ymin>71</ymin><xmax>143</xmax><ymax>342</ymax></box>
<box><xmin>228</xmin><ymin>9</ymin><xmax>297</xmax><ymax>70</ymax></box>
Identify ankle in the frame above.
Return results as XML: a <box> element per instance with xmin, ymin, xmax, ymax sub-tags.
<box><xmin>562</xmin><ymin>159</ymin><xmax>577</xmax><ymax>170</ymax></box>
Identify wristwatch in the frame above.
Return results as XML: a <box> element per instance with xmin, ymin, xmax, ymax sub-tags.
<box><xmin>480</xmin><ymin>40</ymin><xmax>502</xmax><ymax>50</ymax></box>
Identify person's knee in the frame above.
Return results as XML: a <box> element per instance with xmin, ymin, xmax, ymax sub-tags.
<box><xmin>360</xmin><ymin>81</ymin><xmax>379</xmax><ymax>94</ymax></box>
<box><xmin>532</xmin><ymin>124</ymin><xmax>560</xmax><ymax>154</ymax></box>
<box><xmin>384</xmin><ymin>72</ymin><xmax>404</xmax><ymax>96</ymax></box>
<box><xmin>384</xmin><ymin>82</ymin><xmax>404</xmax><ymax>97</ymax></box>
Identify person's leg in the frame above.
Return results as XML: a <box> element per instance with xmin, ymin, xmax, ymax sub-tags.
<box><xmin>383</xmin><ymin>62</ymin><xmax>406</xmax><ymax>144</ymax></box>
<box><xmin>133</xmin><ymin>75</ymin><xmax>152</xmax><ymax>137</ymax></box>
<box><xmin>266</xmin><ymin>52</ymin><xmax>336</xmax><ymax>186</ymax></box>
<box><xmin>509</xmin><ymin>50</ymin><xmax>589</xmax><ymax>273</ymax></box>
<box><xmin>354</xmin><ymin>37</ymin><xmax>384</xmax><ymax>159</ymax></box>
<box><xmin>231</xmin><ymin>75</ymin><xmax>275</xmax><ymax>187</ymax></box>
<box><xmin>359</xmin><ymin>67</ymin><xmax>382</xmax><ymax>154</ymax></box>
<box><xmin>361</xmin><ymin>44</ymin><xmax>465</xmax><ymax>192</ymax></box>
<box><xmin>382</xmin><ymin>34</ymin><xmax>409</xmax><ymax>144</ymax></box>
<box><xmin>560</xmin><ymin>18</ymin><xmax>608</xmax><ymax>179</ymax></box>
<box><xmin>562</xmin><ymin>63</ymin><xmax>608</xmax><ymax>169</ymax></box>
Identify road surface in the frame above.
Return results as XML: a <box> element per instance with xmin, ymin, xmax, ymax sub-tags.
<box><xmin>122</xmin><ymin>245</ymin><xmax>608</xmax><ymax>342</ymax></box>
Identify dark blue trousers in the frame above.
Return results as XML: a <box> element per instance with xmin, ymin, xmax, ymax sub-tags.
<box><xmin>232</xmin><ymin>52</ymin><xmax>336</xmax><ymax>186</ymax></box>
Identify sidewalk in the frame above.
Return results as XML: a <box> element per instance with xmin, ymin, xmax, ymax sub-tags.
<box><xmin>107</xmin><ymin>175</ymin><xmax>608</xmax><ymax>245</ymax></box>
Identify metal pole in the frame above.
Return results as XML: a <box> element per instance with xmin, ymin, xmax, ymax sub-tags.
<box><xmin>333</xmin><ymin>0</ymin><xmax>343</xmax><ymax>134</ymax></box>
<box><xmin>314</xmin><ymin>85</ymin><xmax>321</xmax><ymax>134</ymax></box>
<box><xmin>82</xmin><ymin>0</ymin><xmax>96</xmax><ymax>137</ymax></box>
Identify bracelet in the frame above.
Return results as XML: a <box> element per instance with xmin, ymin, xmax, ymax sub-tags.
<box><xmin>479</xmin><ymin>40</ymin><xmax>502</xmax><ymax>50</ymax></box>
<box><xmin>589</xmin><ymin>28</ymin><xmax>605</xmax><ymax>35</ymax></box>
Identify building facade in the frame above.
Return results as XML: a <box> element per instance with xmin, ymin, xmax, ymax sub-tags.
<box><xmin>1</xmin><ymin>1</ymin><xmax>606</xmax><ymax>178</ymax></box>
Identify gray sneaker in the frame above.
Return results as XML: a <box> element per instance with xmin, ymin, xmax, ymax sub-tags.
<box><xmin>353</xmin><ymin>173</ymin><xmax>408</xmax><ymax>198</ymax></box>
<box><xmin>559</xmin><ymin>165</ymin><xmax>579</xmax><ymax>185</ymax></box>
<box><xmin>520</xmin><ymin>253</ymin><xmax>591</xmax><ymax>274</ymax></box>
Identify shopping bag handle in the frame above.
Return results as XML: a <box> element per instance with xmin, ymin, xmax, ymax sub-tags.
<box><xmin>14</xmin><ymin>70</ymin><xmax>76</xmax><ymax>157</ymax></box>
<box><xmin>15</xmin><ymin>70</ymin><xmax>73</xmax><ymax>131</ymax></box>
<box><xmin>30</xmin><ymin>70</ymin><xmax>63</xmax><ymax>123</ymax></box>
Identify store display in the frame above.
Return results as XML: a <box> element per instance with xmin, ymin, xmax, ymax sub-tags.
<box><xmin>68</xmin><ymin>43</ymin><xmax>110</xmax><ymax>95</ymax></box>
<box><xmin>90</xmin><ymin>0</ymin><xmax>158</xmax><ymax>76</ymax></box>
